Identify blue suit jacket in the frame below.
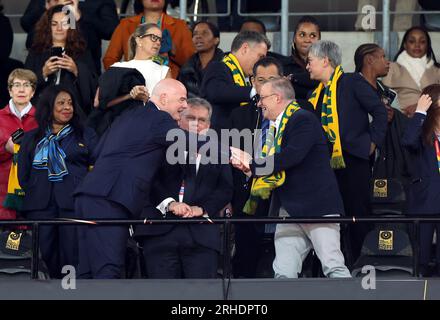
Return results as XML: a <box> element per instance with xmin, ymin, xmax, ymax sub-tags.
<box><xmin>402</xmin><ymin>112</ymin><xmax>440</xmax><ymax>214</ymax></box>
<box><xmin>18</xmin><ymin>127</ymin><xmax>98</xmax><ymax>212</ymax></box>
<box><xmin>74</xmin><ymin>101</ymin><xmax>180</xmax><ymax>217</ymax></box>
<box><xmin>250</xmin><ymin>108</ymin><xmax>345</xmax><ymax>217</ymax></box>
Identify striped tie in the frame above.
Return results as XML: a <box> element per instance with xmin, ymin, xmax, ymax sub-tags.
<box><xmin>260</xmin><ymin>117</ymin><xmax>270</xmax><ymax>151</ymax></box>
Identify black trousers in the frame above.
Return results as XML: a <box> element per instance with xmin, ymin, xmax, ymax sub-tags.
<box><xmin>334</xmin><ymin>152</ymin><xmax>372</xmax><ymax>267</ymax></box>
<box><xmin>419</xmin><ymin>223</ymin><xmax>440</xmax><ymax>275</ymax></box>
<box><xmin>232</xmin><ymin>221</ymin><xmax>266</xmax><ymax>278</ymax></box>
<box><xmin>26</xmin><ymin>206</ymin><xmax>78</xmax><ymax>279</ymax></box>
<box><xmin>75</xmin><ymin>195</ymin><xmax>130</xmax><ymax>279</ymax></box>
<box><xmin>141</xmin><ymin>225</ymin><xmax>218</xmax><ymax>279</ymax></box>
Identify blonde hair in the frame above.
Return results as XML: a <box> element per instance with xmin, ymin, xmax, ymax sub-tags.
<box><xmin>8</xmin><ymin>68</ymin><xmax>37</xmax><ymax>90</ymax></box>
<box><xmin>128</xmin><ymin>23</ymin><xmax>161</xmax><ymax>60</ymax></box>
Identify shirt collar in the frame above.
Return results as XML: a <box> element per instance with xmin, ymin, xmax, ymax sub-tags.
<box><xmin>8</xmin><ymin>99</ymin><xmax>33</xmax><ymax>120</ymax></box>
<box><xmin>271</xmin><ymin>110</ymin><xmax>284</xmax><ymax>131</ymax></box>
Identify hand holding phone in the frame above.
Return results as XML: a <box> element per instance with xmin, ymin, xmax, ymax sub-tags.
<box><xmin>11</xmin><ymin>128</ymin><xmax>24</xmax><ymax>145</ymax></box>
<box><xmin>50</xmin><ymin>47</ymin><xmax>64</xmax><ymax>58</ymax></box>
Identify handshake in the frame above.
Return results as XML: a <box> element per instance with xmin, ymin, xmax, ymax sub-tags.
<box><xmin>229</xmin><ymin>147</ymin><xmax>252</xmax><ymax>177</ymax></box>
<box><xmin>168</xmin><ymin>201</ymin><xmax>205</xmax><ymax>218</ymax></box>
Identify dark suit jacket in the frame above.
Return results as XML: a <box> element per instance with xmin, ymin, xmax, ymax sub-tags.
<box><xmin>305</xmin><ymin>73</ymin><xmax>388</xmax><ymax>160</ymax></box>
<box><xmin>283</xmin><ymin>55</ymin><xmax>320</xmax><ymax>100</ymax></box>
<box><xmin>18</xmin><ymin>127</ymin><xmax>98</xmax><ymax>212</ymax></box>
<box><xmin>20</xmin><ymin>0</ymin><xmax>119</xmax><ymax>73</ymax></box>
<box><xmin>74</xmin><ymin>101</ymin><xmax>181</xmax><ymax>217</ymax></box>
<box><xmin>135</xmin><ymin>153</ymin><xmax>233</xmax><ymax>252</ymax></box>
<box><xmin>200</xmin><ymin>61</ymin><xmax>252</xmax><ymax>130</ymax></box>
<box><xmin>250</xmin><ymin>108</ymin><xmax>345</xmax><ymax>217</ymax></box>
<box><xmin>402</xmin><ymin>112</ymin><xmax>440</xmax><ymax>214</ymax></box>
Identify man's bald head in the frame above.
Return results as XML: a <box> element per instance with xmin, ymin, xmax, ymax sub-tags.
<box><xmin>150</xmin><ymin>79</ymin><xmax>188</xmax><ymax>121</ymax></box>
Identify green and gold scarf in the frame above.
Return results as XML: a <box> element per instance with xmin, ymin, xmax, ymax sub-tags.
<box><xmin>308</xmin><ymin>65</ymin><xmax>345</xmax><ymax>169</ymax></box>
<box><xmin>243</xmin><ymin>100</ymin><xmax>301</xmax><ymax>215</ymax></box>
<box><xmin>222</xmin><ymin>53</ymin><xmax>249</xmax><ymax>106</ymax></box>
<box><xmin>3</xmin><ymin>144</ymin><xmax>24</xmax><ymax>211</ymax></box>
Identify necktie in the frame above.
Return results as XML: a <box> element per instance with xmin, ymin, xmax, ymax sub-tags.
<box><xmin>260</xmin><ymin>116</ymin><xmax>270</xmax><ymax>151</ymax></box>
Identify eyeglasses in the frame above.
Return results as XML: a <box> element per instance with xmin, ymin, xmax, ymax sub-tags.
<box><xmin>139</xmin><ymin>33</ymin><xmax>162</xmax><ymax>43</ymax></box>
<box><xmin>10</xmin><ymin>82</ymin><xmax>33</xmax><ymax>89</ymax></box>
<box><xmin>258</xmin><ymin>93</ymin><xmax>277</xmax><ymax>103</ymax></box>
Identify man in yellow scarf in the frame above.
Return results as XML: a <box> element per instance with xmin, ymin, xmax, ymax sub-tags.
<box><xmin>231</xmin><ymin>78</ymin><xmax>350</xmax><ymax>278</ymax></box>
<box><xmin>201</xmin><ymin>31</ymin><xmax>270</xmax><ymax>131</ymax></box>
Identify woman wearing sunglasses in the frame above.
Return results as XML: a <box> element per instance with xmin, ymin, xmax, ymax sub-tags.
<box><xmin>111</xmin><ymin>23</ymin><xmax>171</xmax><ymax>102</ymax></box>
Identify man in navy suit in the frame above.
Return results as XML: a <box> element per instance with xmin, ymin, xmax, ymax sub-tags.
<box><xmin>74</xmin><ymin>78</ymin><xmax>188</xmax><ymax>279</ymax></box>
<box><xmin>135</xmin><ymin>98</ymin><xmax>233</xmax><ymax>278</ymax></box>
<box><xmin>231</xmin><ymin>78</ymin><xmax>350</xmax><ymax>278</ymax></box>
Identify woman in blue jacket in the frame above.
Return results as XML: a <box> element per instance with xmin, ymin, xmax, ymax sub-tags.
<box><xmin>402</xmin><ymin>84</ymin><xmax>440</xmax><ymax>276</ymax></box>
<box><xmin>18</xmin><ymin>85</ymin><xmax>97</xmax><ymax>278</ymax></box>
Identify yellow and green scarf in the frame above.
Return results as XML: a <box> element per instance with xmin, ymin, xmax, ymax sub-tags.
<box><xmin>3</xmin><ymin>144</ymin><xmax>24</xmax><ymax>211</ymax></box>
<box><xmin>243</xmin><ymin>100</ymin><xmax>301</xmax><ymax>215</ymax></box>
<box><xmin>222</xmin><ymin>53</ymin><xmax>250</xmax><ymax>106</ymax></box>
<box><xmin>308</xmin><ymin>65</ymin><xmax>345</xmax><ymax>169</ymax></box>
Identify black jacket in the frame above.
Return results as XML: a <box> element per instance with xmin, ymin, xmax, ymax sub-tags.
<box><xmin>283</xmin><ymin>55</ymin><xmax>319</xmax><ymax>100</ymax></box>
<box><xmin>178</xmin><ymin>48</ymin><xmax>224</xmax><ymax>98</ymax></box>
<box><xmin>24</xmin><ymin>49</ymin><xmax>98</xmax><ymax>115</ymax></box>
<box><xmin>20</xmin><ymin>0</ymin><xmax>119</xmax><ymax>73</ymax></box>
<box><xmin>250</xmin><ymin>108</ymin><xmax>345</xmax><ymax>217</ymax></box>
<box><xmin>200</xmin><ymin>60</ymin><xmax>252</xmax><ymax>130</ymax></box>
<box><xmin>135</xmin><ymin>151</ymin><xmax>233</xmax><ymax>252</ymax></box>
<box><xmin>18</xmin><ymin>127</ymin><xmax>97</xmax><ymax>212</ymax></box>
<box><xmin>0</xmin><ymin>13</ymin><xmax>24</xmax><ymax>108</ymax></box>
<box><xmin>402</xmin><ymin>113</ymin><xmax>440</xmax><ymax>214</ymax></box>
<box><xmin>304</xmin><ymin>73</ymin><xmax>388</xmax><ymax>160</ymax></box>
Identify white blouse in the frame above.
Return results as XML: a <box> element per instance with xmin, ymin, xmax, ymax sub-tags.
<box><xmin>112</xmin><ymin>59</ymin><xmax>169</xmax><ymax>93</ymax></box>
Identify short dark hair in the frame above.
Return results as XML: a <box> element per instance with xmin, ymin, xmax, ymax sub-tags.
<box><xmin>231</xmin><ymin>31</ymin><xmax>270</xmax><ymax>53</ymax></box>
<box><xmin>252</xmin><ymin>56</ymin><xmax>284</xmax><ymax>77</ymax></box>
<box><xmin>240</xmin><ymin>18</ymin><xmax>267</xmax><ymax>35</ymax></box>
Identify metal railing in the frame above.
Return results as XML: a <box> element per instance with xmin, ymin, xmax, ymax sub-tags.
<box><xmin>177</xmin><ymin>0</ymin><xmax>440</xmax><ymax>57</ymax></box>
<box><xmin>2</xmin><ymin>215</ymin><xmax>440</xmax><ymax>280</ymax></box>
<box><xmin>5</xmin><ymin>0</ymin><xmax>440</xmax><ymax>56</ymax></box>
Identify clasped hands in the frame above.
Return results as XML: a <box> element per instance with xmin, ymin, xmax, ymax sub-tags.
<box><xmin>130</xmin><ymin>85</ymin><xmax>149</xmax><ymax>103</ymax></box>
<box><xmin>168</xmin><ymin>202</ymin><xmax>204</xmax><ymax>218</ymax></box>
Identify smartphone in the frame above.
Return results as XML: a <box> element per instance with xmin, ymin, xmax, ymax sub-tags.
<box><xmin>11</xmin><ymin>128</ymin><xmax>24</xmax><ymax>145</ymax></box>
<box><xmin>50</xmin><ymin>47</ymin><xmax>64</xmax><ymax>58</ymax></box>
